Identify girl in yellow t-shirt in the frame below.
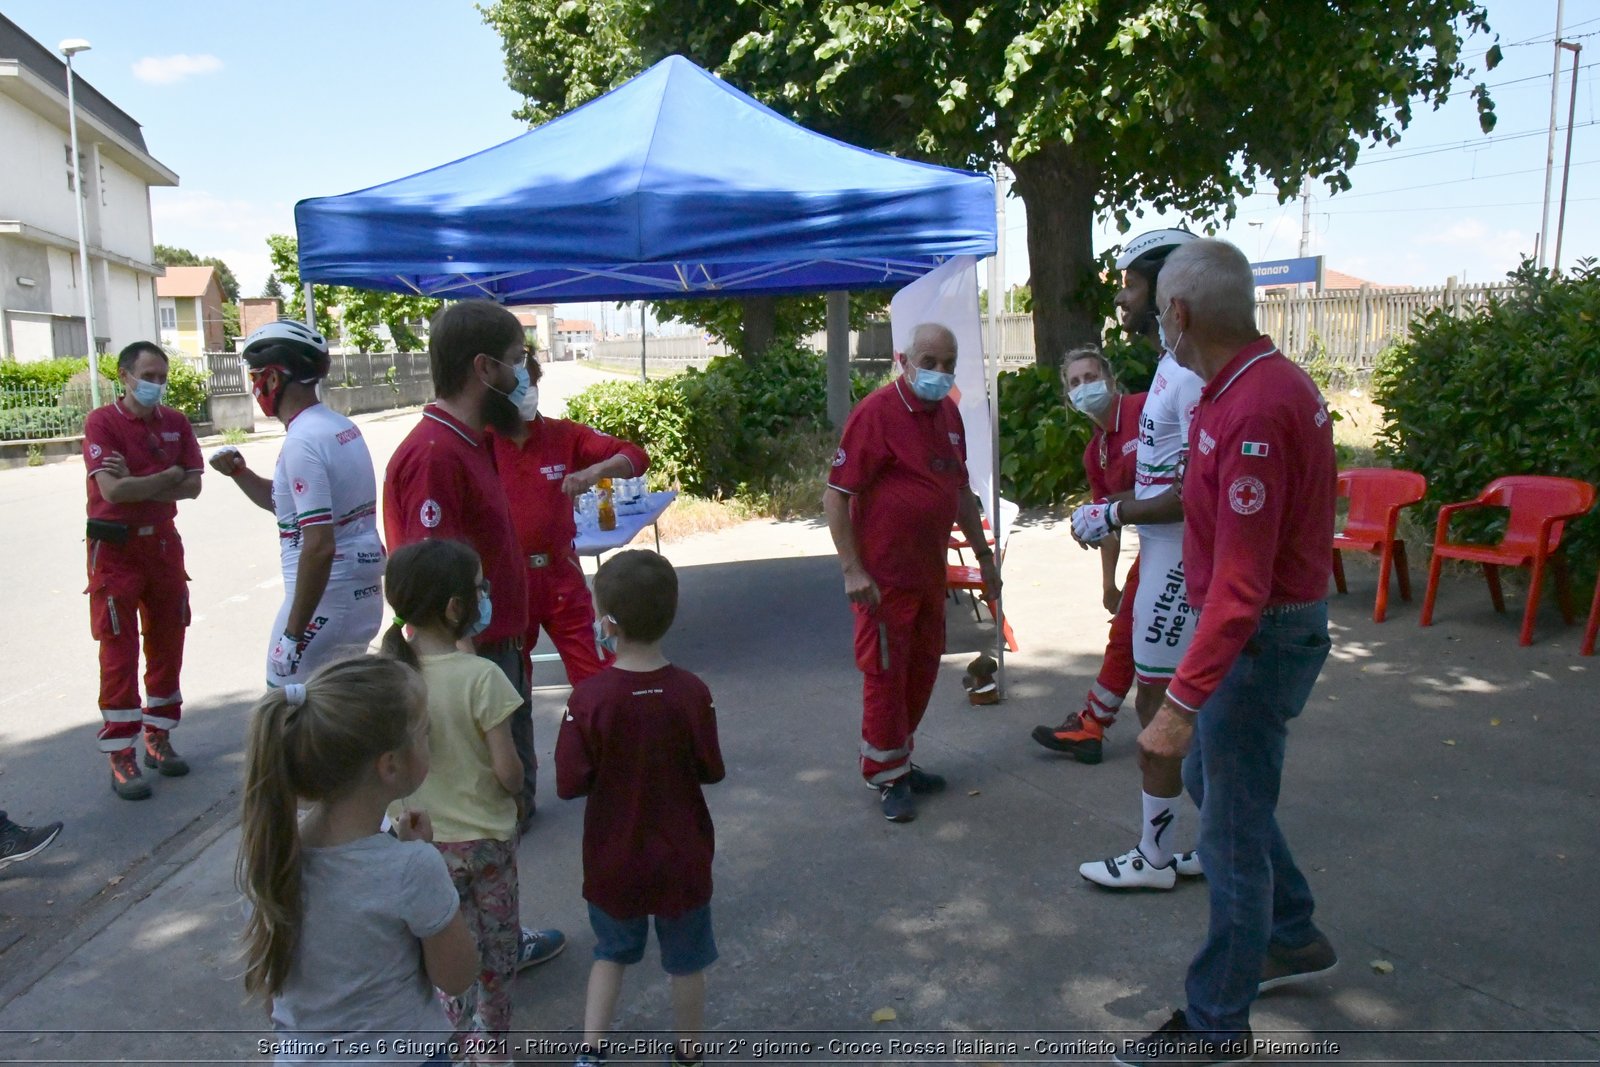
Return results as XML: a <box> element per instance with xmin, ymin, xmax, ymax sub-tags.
<box><xmin>382</xmin><ymin>539</ymin><xmax>524</xmax><ymax>1067</ymax></box>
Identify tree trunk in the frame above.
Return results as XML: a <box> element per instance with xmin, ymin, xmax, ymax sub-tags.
<box><xmin>741</xmin><ymin>296</ymin><xmax>778</xmax><ymax>361</ymax></box>
<box><xmin>1009</xmin><ymin>142</ymin><xmax>1102</xmax><ymax>372</ymax></box>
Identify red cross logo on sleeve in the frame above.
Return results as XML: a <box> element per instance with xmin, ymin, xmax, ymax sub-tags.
<box><xmin>420</xmin><ymin>498</ymin><xmax>442</xmax><ymax>528</ymax></box>
<box><xmin>1229</xmin><ymin>476</ymin><xmax>1266</xmax><ymax>515</ymax></box>
<box><xmin>292</xmin><ymin>478</ymin><xmax>307</xmax><ymax>495</ymax></box>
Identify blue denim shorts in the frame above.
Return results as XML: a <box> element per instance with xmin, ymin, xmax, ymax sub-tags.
<box><xmin>587</xmin><ymin>902</ymin><xmax>718</xmax><ymax>975</ymax></box>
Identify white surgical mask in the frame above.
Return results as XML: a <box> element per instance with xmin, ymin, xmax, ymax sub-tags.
<box><xmin>516</xmin><ymin>385</ymin><xmax>540</xmax><ymax>421</ymax></box>
<box><xmin>908</xmin><ymin>365</ymin><xmax>956</xmax><ymax>403</ymax></box>
<box><xmin>1157</xmin><ymin>302</ymin><xmax>1183</xmax><ymax>357</ymax></box>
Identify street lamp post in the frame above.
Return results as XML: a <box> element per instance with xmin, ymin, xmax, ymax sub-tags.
<box><xmin>60</xmin><ymin>38</ymin><xmax>101</xmax><ymax>409</ymax></box>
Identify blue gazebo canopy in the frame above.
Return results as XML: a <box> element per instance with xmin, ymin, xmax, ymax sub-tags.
<box><xmin>294</xmin><ymin>55</ymin><xmax>996</xmax><ymax>303</ymax></box>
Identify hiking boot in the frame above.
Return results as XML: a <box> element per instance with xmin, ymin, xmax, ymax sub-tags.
<box><xmin>1173</xmin><ymin>849</ymin><xmax>1205</xmax><ymax>878</ymax></box>
<box><xmin>109</xmin><ymin>749</ymin><xmax>152</xmax><ymax>800</ymax></box>
<box><xmin>1031</xmin><ymin>711</ymin><xmax>1105</xmax><ymax>763</ymax></box>
<box><xmin>906</xmin><ymin>764</ymin><xmax>946</xmax><ymax>794</ymax></box>
<box><xmin>143</xmin><ymin>729</ymin><xmax>189</xmax><ymax>777</ymax></box>
<box><xmin>1259</xmin><ymin>931</ymin><xmax>1339</xmax><ymax>993</ymax></box>
<box><xmin>0</xmin><ymin>817</ymin><xmax>63</xmax><ymax>871</ymax></box>
<box><xmin>515</xmin><ymin>926</ymin><xmax>568</xmax><ymax>971</ymax></box>
<box><xmin>1113</xmin><ymin>1010</ymin><xmax>1254</xmax><ymax>1066</ymax></box>
<box><xmin>879</xmin><ymin>777</ymin><xmax>916</xmax><ymax>822</ymax></box>
<box><xmin>1079</xmin><ymin>846</ymin><xmax>1177</xmax><ymax>890</ymax></box>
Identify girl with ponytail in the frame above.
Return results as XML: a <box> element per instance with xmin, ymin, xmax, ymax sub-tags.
<box><xmin>381</xmin><ymin>540</ymin><xmax>531</xmax><ymax>1066</ymax></box>
<box><xmin>236</xmin><ymin>655</ymin><xmax>477</xmax><ymax>1065</ymax></box>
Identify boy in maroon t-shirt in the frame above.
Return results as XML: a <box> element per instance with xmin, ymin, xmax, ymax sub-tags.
<box><xmin>555</xmin><ymin>550</ymin><xmax>723</xmax><ymax>1067</ymax></box>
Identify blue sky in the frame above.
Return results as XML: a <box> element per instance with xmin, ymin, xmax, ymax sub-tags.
<box><xmin>7</xmin><ymin>1</ymin><xmax>1595</xmax><ymax>317</ymax></box>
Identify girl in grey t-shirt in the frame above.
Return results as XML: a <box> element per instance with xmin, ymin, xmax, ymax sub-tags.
<box><xmin>236</xmin><ymin>656</ymin><xmax>480</xmax><ymax>1065</ymax></box>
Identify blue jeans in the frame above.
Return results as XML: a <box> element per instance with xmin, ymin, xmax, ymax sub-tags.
<box><xmin>1180</xmin><ymin>602</ymin><xmax>1331</xmax><ymax>1039</ymax></box>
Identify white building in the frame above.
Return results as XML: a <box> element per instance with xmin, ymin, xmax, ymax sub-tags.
<box><xmin>0</xmin><ymin>14</ymin><xmax>178</xmax><ymax>362</ymax></box>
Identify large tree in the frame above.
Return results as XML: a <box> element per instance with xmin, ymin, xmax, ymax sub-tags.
<box><xmin>483</xmin><ymin>0</ymin><xmax>1498</xmax><ymax>366</ymax></box>
<box><xmin>265</xmin><ymin>235</ymin><xmax>439</xmax><ymax>353</ymax></box>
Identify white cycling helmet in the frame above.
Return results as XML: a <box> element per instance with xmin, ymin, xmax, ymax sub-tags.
<box><xmin>1115</xmin><ymin>228</ymin><xmax>1197</xmax><ymax>273</ymax></box>
<box><xmin>242</xmin><ymin>319</ymin><xmax>330</xmax><ymax>382</ymax></box>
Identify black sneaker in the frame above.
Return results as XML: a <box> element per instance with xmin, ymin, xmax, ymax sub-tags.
<box><xmin>879</xmin><ymin>777</ymin><xmax>916</xmax><ymax>822</ymax></box>
<box><xmin>1259</xmin><ymin>932</ymin><xmax>1338</xmax><ymax>993</ymax></box>
<box><xmin>0</xmin><ymin>817</ymin><xmax>63</xmax><ymax>871</ymax></box>
<box><xmin>1114</xmin><ymin>1011</ymin><xmax>1253</xmax><ymax>1066</ymax></box>
<box><xmin>906</xmin><ymin>764</ymin><xmax>946</xmax><ymax>794</ymax></box>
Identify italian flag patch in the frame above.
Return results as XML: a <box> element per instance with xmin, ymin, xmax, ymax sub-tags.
<box><xmin>1241</xmin><ymin>441</ymin><xmax>1270</xmax><ymax>457</ymax></box>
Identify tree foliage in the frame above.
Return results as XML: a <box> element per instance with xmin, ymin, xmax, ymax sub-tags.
<box><xmin>262</xmin><ymin>273</ymin><xmax>285</xmax><ymax>300</ymax></box>
<box><xmin>265</xmin><ymin>235</ymin><xmax>439</xmax><ymax>352</ymax></box>
<box><xmin>483</xmin><ymin>1</ymin><xmax>1498</xmax><ymax>366</ymax></box>
<box><xmin>154</xmin><ymin>243</ymin><xmax>240</xmax><ymax>303</ymax></box>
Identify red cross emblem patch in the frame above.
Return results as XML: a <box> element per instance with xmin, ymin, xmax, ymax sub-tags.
<box><xmin>1229</xmin><ymin>476</ymin><xmax>1266</xmax><ymax>515</ymax></box>
<box><xmin>292</xmin><ymin>478</ymin><xmax>307</xmax><ymax>495</ymax></box>
<box><xmin>419</xmin><ymin>498</ymin><xmax>442</xmax><ymax>528</ymax></box>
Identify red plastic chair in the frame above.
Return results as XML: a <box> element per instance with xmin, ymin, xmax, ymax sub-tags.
<box><xmin>1420</xmin><ymin>476</ymin><xmax>1597</xmax><ymax>646</ymax></box>
<box><xmin>1582</xmin><ymin>571</ymin><xmax>1598</xmax><ymax>657</ymax></box>
<box><xmin>1331</xmin><ymin>468</ymin><xmax>1427</xmax><ymax>622</ymax></box>
<box><xmin>947</xmin><ymin>562</ymin><xmax>1019</xmax><ymax>652</ymax></box>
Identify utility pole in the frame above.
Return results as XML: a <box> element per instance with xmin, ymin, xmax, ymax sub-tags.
<box><xmin>1298</xmin><ymin>190</ymin><xmax>1311</xmax><ymax>258</ymax></box>
<box><xmin>1554</xmin><ymin>41</ymin><xmax>1584</xmax><ymax>271</ymax></box>
<box><xmin>1540</xmin><ymin>0</ymin><xmax>1567</xmax><ymax>269</ymax></box>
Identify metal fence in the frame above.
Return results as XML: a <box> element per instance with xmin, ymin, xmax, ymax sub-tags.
<box><xmin>0</xmin><ymin>381</ymin><xmax>94</xmax><ymax>441</ymax></box>
<box><xmin>205</xmin><ymin>350</ymin><xmax>432</xmax><ymax>394</ymax></box>
<box><xmin>1257</xmin><ymin>281</ymin><xmax>1515</xmax><ymax>370</ymax></box>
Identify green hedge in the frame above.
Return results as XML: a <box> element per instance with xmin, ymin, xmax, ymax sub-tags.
<box><xmin>1373</xmin><ymin>259</ymin><xmax>1600</xmax><ymax>583</ymax></box>
<box><xmin>0</xmin><ymin>356</ymin><xmax>207</xmax><ymax>425</ymax></box>
<box><xmin>566</xmin><ymin>342</ymin><xmax>880</xmax><ymax>498</ymax></box>
<box><xmin>998</xmin><ymin>334</ymin><xmax>1162</xmax><ymax>507</ymax></box>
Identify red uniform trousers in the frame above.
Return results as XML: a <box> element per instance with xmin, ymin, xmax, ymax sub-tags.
<box><xmin>854</xmin><ymin>583</ymin><xmax>946</xmax><ymax>785</ymax></box>
<box><xmin>1084</xmin><ymin>554</ymin><xmax>1140</xmax><ymax>724</ymax></box>
<box><xmin>525</xmin><ymin>552</ymin><xmax>610</xmax><ymax>686</ymax></box>
<box><xmin>85</xmin><ymin>525</ymin><xmax>189</xmax><ymax>751</ymax></box>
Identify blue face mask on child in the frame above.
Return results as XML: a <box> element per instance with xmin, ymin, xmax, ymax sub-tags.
<box><xmin>593</xmin><ymin>615</ymin><xmax>618</xmax><ymax>654</ymax></box>
<box><xmin>467</xmin><ymin>590</ymin><xmax>493</xmax><ymax>637</ymax></box>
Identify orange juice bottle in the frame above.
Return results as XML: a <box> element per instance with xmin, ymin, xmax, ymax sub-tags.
<box><xmin>597</xmin><ymin>477</ymin><xmax>616</xmax><ymax>531</ymax></box>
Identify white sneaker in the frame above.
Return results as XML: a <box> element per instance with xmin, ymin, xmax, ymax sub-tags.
<box><xmin>1173</xmin><ymin>849</ymin><xmax>1205</xmax><ymax>877</ymax></box>
<box><xmin>1080</xmin><ymin>847</ymin><xmax>1177</xmax><ymax>890</ymax></box>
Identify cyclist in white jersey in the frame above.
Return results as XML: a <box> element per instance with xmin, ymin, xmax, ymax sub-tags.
<box><xmin>210</xmin><ymin>321</ymin><xmax>385</xmax><ymax>685</ymax></box>
<box><xmin>1070</xmin><ymin>229</ymin><xmax>1207</xmax><ymax>890</ymax></box>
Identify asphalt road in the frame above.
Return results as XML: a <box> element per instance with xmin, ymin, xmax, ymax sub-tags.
<box><xmin>0</xmin><ymin>361</ymin><xmax>609</xmax><ymax>955</ymax></box>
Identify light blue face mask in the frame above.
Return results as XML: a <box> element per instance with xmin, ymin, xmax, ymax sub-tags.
<box><xmin>909</xmin><ymin>365</ymin><xmax>956</xmax><ymax>403</ymax></box>
<box><xmin>506</xmin><ymin>365</ymin><xmax>531</xmax><ymax>408</ymax></box>
<box><xmin>129</xmin><ymin>379</ymin><xmax>167</xmax><ymax>408</ymax></box>
<box><xmin>593</xmin><ymin>615</ymin><xmax>618</xmax><ymax>654</ymax></box>
<box><xmin>467</xmin><ymin>590</ymin><xmax>493</xmax><ymax>637</ymax></box>
<box><xmin>1069</xmin><ymin>380</ymin><xmax>1113</xmax><ymax>417</ymax></box>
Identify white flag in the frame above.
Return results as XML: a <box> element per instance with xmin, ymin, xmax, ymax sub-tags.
<box><xmin>889</xmin><ymin>256</ymin><xmax>1016</xmax><ymax>544</ymax></box>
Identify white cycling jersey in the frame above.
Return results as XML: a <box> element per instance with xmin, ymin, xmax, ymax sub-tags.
<box><xmin>1132</xmin><ymin>352</ymin><xmax>1205</xmax><ymax>543</ymax></box>
<box><xmin>273</xmin><ymin>404</ymin><xmax>385</xmax><ymax>584</ymax></box>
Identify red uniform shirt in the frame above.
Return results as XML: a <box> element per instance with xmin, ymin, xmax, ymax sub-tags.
<box><xmin>827</xmin><ymin>378</ymin><xmax>969</xmax><ymax>591</ymax></box>
<box><xmin>1168</xmin><ymin>338</ymin><xmax>1336</xmax><ymax>713</ymax></box>
<box><xmin>383</xmin><ymin>405</ymin><xmax>528</xmax><ymax>645</ymax></box>
<box><xmin>555</xmin><ymin>664</ymin><xmax>724</xmax><ymax>918</ymax></box>
<box><xmin>82</xmin><ymin>400</ymin><xmax>203</xmax><ymax>524</ymax></box>
<box><xmin>490</xmin><ymin>417</ymin><xmax>649</xmax><ymax>557</ymax></box>
<box><xmin>1085</xmin><ymin>390</ymin><xmax>1146</xmax><ymax>502</ymax></box>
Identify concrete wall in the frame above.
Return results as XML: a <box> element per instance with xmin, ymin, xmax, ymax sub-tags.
<box><xmin>321</xmin><ymin>379</ymin><xmax>432</xmax><ymax>418</ymax></box>
<box><xmin>0</xmin><ymin>94</ymin><xmax>78</xmax><ymax>238</ymax></box>
<box><xmin>208</xmin><ymin>393</ymin><xmax>256</xmax><ymax>434</ymax></box>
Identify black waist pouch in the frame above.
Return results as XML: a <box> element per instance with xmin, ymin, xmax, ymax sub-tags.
<box><xmin>87</xmin><ymin>519</ymin><xmax>130</xmax><ymax>544</ymax></box>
